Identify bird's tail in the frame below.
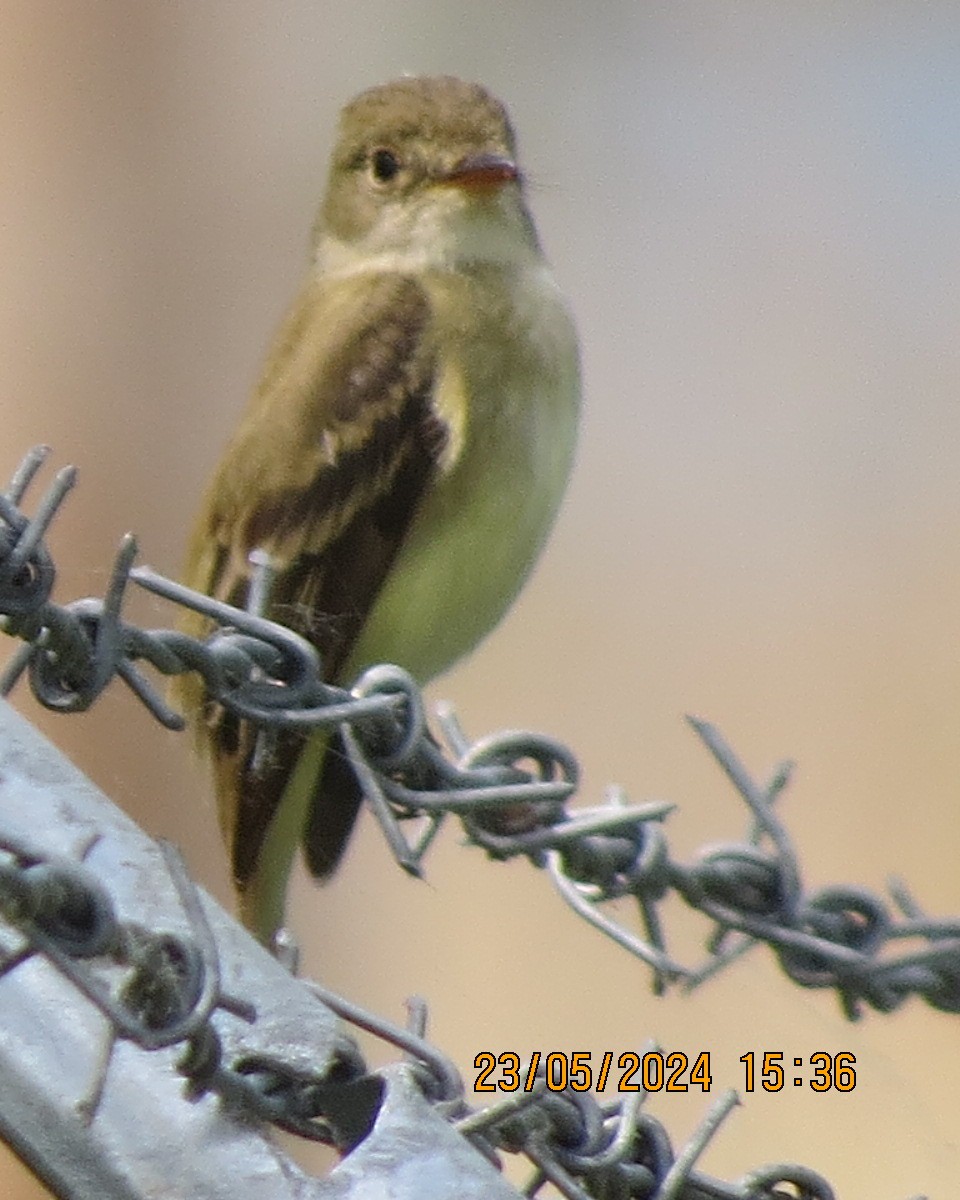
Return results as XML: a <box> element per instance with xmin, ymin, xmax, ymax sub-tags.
<box><xmin>237</xmin><ymin>729</ymin><xmax>328</xmax><ymax>942</ymax></box>
<box><xmin>237</xmin><ymin>727</ymin><xmax>364</xmax><ymax>942</ymax></box>
<box><xmin>301</xmin><ymin>729</ymin><xmax>364</xmax><ymax>879</ymax></box>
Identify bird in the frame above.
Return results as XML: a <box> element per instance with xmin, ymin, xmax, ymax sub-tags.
<box><xmin>176</xmin><ymin>75</ymin><xmax>580</xmax><ymax>942</ymax></box>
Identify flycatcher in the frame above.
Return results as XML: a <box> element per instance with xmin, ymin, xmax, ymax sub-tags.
<box><xmin>178</xmin><ymin>75</ymin><xmax>580</xmax><ymax>941</ymax></box>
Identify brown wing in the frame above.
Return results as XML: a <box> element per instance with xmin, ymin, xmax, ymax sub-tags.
<box><xmin>176</xmin><ymin>272</ymin><xmax>446</xmax><ymax>887</ymax></box>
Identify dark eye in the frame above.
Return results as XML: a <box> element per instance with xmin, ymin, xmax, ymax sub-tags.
<box><xmin>369</xmin><ymin>148</ymin><xmax>401</xmax><ymax>183</ymax></box>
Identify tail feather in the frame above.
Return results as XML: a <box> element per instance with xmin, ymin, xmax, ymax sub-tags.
<box><xmin>302</xmin><ymin>730</ymin><xmax>364</xmax><ymax>879</ymax></box>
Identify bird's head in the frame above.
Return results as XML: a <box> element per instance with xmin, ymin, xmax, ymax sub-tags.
<box><xmin>316</xmin><ymin>75</ymin><xmax>541</xmax><ymax>274</ymax></box>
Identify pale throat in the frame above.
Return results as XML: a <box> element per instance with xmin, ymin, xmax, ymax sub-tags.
<box><xmin>315</xmin><ymin>190</ymin><xmax>543</xmax><ymax>279</ymax></box>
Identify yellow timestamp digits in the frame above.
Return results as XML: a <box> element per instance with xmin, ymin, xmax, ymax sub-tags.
<box><xmin>739</xmin><ymin>1051</ymin><xmax>857</xmax><ymax>1092</ymax></box>
<box><xmin>473</xmin><ymin>1051</ymin><xmax>713</xmax><ymax>1094</ymax></box>
<box><xmin>473</xmin><ymin>1051</ymin><xmax>858</xmax><ymax>1095</ymax></box>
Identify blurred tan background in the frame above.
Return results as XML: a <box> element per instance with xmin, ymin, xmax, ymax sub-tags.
<box><xmin>2</xmin><ymin>2</ymin><xmax>959</xmax><ymax>1196</ymax></box>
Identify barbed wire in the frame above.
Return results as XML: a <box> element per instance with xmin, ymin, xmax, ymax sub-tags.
<box><xmin>0</xmin><ymin>804</ymin><xmax>838</xmax><ymax>1200</ymax></box>
<box><xmin>3</xmin><ymin>447</ymin><xmax>959</xmax><ymax>1023</ymax></box>
<box><xmin>2</xmin><ymin>447</ymin><xmax>959</xmax><ymax>1025</ymax></box>
<box><xmin>0</xmin><ymin>824</ymin><xmax>371</xmax><ymax>1145</ymax></box>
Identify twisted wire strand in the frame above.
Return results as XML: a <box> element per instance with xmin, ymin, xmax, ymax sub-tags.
<box><xmin>0</xmin><ymin>827</ymin><xmax>367</xmax><ymax>1143</ymax></box>
<box><xmin>0</xmin><ymin>820</ymin><xmax>841</xmax><ymax>1197</ymax></box>
<box><xmin>2</xmin><ymin>448</ymin><xmax>959</xmax><ymax>1023</ymax></box>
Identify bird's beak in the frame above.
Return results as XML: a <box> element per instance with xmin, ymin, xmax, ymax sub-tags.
<box><xmin>438</xmin><ymin>152</ymin><xmax>519</xmax><ymax>190</ymax></box>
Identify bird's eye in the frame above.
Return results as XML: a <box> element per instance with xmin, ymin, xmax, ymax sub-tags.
<box><xmin>369</xmin><ymin>148</ymin><xmax>401</xmax><ymax>184</ymax></box>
